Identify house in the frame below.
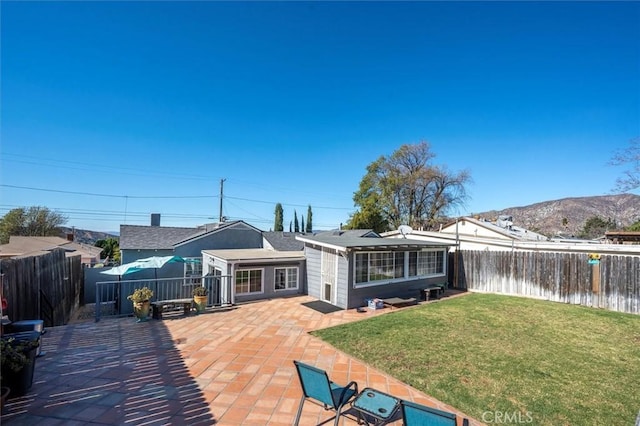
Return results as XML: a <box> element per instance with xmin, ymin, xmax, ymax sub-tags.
<box><xmin>201</xmin><ymin>248</ymin><xmax>306</xmax><ymax>305</ymax></box>
<box><xmin>604</xmin><ymin>231</ymin><xmax>640</xmax><ymax>245</ymax></box>
<box><xmin>295</xmin><ymin>230</ymin><xmax>453</xmax><ymax>309</ymax></box>
<box><xmin>440</xmin><ymin>216</ymin><xmax>549</xmax><ymax>242</ymax></box>
<box><xmin>383</xmin><ymin>217</ymin><xmax>640</xmax><ymax>256</ymax></box>
<box><xmin>0</xmin><ymin>236</ymin><xmax>104</xmax><ymax>266</ymax></box>
<box><xmin>118</xmin><ymin>218</ymin><xmax>265</xmax><ymax>280</ymax></box>
<box><xmin>117</xmin><ymin>217</ymin><xmax>312</xmax><ymax>278</ymax></box>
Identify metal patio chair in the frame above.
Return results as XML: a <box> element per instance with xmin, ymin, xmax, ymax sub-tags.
<box><xmin>293</xmin><ymin>360</ymin><xmax>359</xmax><ymax>426</ymax></box>
<box><xmin>400</xmin><ymin>399</ymin><xmax>469</xmax><ymax>426</ymax></box>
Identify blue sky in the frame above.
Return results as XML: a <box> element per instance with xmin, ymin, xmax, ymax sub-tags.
<box><xmin>1</xmin><ymin>1</ymin><xmax>639</xmax><ymax>233</ymax></box>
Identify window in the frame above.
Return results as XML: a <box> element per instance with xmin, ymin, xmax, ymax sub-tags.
<box><xmin>184</xmin><ymin>258</ymin><xmax>202</xmax><ymax>284</ymax></box>
<box><xmin>408</xmin><ymin>250</ymin><xmax>445</xmax><ymax>276</ymax></box>
<box><xmin>235</xmin><ymin>269</ymin><xmax>263</xmax><ymax>294</ymax></box>
<box><xmin>355</xmin><ymin>251</ymin><xmax>405</xmax><ymax>284</ymax></box>
<box><xmin>274</xmin><ymin>267</ymin><xmax>299</xmax><ymax>291</ymax></box>
<box><xmin>355</xmin><ymin>249</ymin><xmax>446</xmax><ymax>286</ymax></box>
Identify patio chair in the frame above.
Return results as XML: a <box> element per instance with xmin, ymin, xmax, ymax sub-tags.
<box><xmin>400</xmin><ymin>399</ymin><xmax>469</xmax><ymax>426</ymax></box>
<box><xmin>293</xmin><ymin>360</ymin><xmax>359</xmax><ymax>426</ymax></box>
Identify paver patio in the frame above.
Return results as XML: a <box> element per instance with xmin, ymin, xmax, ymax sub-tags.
<box><xmin>1</xmin><ymin>294</ymin><xmax>479</xmax><ymax>425</ymax></box>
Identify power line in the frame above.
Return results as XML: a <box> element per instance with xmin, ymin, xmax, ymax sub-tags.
<box><xmin>1</xmin><ymin>184</ymin><xmax>216</xmax><ymax>199</ymax></box>
<box><xmin>2</xmin><ymin>152</ymin><xmax>356</xmax><ymax>199</ymax></box>
<box><xmin>1</xmin><ymin>184</ymin><xmax>354</xmax><ymax>210</ymax></box>
<box><xmin>2</xmin><ymin>153</ymin><xmax>218</xmax><ymax>182</ymax></box>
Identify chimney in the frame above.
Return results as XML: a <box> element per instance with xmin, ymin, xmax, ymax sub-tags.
<box><xmin>151</xmin><ymin>213</ymin><xmax>161</xmax><ymax>226</ymax></box>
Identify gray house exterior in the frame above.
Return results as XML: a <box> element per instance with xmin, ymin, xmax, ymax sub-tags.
<box><xmin>202</xmin><ymin>248</ymin><xmax>306</xmax><ymax>304</ymax></box>
<box><xmin>118</xmin><ymin>220</ymin><xmax>264</xmax><ymax>280</ymax></box>
<box><xmin>296</xmin><ymin>231</ymin><xmax>453</xmax><ymax>309</ymax></box>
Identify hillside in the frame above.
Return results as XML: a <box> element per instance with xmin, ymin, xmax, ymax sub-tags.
<box><xmin>59</xmin><ymin>227</ymin><xmax>118</xmax><ymax>245</ymax></box>
<box><xmin>476</xmin><ymin>193</ymin><xmax>640</xmax><ymax>237</ymax></box>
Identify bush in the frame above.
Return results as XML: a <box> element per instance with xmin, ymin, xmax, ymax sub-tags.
<box><xmin>127</xmin><ymin>286</ymin><xmax>153</xmax><ymax>303</ymax></box>
<box><xmin>192</xmin><ymin>286</ymin><xmax>208</xmax><ymax>297</ymax></box>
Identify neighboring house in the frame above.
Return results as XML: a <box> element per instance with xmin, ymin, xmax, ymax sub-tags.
<box><xmin>383</xmin><ymin>216</ymin><xmax>550</xmax><ymax>251</ymax></box>
<box><xmin>118</xmin><ymin>219</ymin><xmax>265</xmax><ymax>280</ymax></box>
<box><xmin>202</xmin><ymin>248</ymin><xmax>306</xmax><ymax>305</ymax></box>
<box><xmin>295</xmin><ymin>230</ymin><xmax>453</xmax><ymax>309</ymax></box>
<box><xmin>604</xmin><ymin>231</ymin><xmax>640</xmax><ymax>245</ymax></box>
<box><xmin>0</xmin><ymin>236</ymin><xmax>103</xmax><ymax>265</ymax></box>
<box><xmin>440</xmin><ymin>216</ymin><xmax>549</xmax><ymax>242</ymax></box>
<box><xmin>383</xmin><ymin>217</ymin><xmax>640</xmax><ymax>255</ymax></box>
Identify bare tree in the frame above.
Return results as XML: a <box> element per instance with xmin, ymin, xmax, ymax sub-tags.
<box><xmin>610</xmin><ymin>137</ymin><xmax>640</xmax><ymax>192</ymax></box>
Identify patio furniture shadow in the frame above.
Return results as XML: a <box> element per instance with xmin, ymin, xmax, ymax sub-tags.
<box><xmin>0</xmin><ymin>317</ymin><xmax>216</xmax><ymax>425</ymax></box>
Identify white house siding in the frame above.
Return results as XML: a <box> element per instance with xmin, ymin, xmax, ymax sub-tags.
<box><xmin>441</xmin><ymin>220</ymin><xmax>511</xmax><ymax>240</ymax></box>
<box><xmin>304</xmin><ymin>245</ymin><xmax>323</xmax><ymax>300</ymax></box>
<box><xmin>335</xmin><ymin>252</ymin><xmax>349</xmax><ymax>308</ymax></box>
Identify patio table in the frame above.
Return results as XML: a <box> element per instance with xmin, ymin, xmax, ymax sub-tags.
<box><xmin>351</xmin><ymin>387</ymin><xmax>400</xmax><ymax>425</ymax></box>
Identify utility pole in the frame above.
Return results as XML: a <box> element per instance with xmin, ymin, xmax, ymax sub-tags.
<box><xmin>219</xmin><ymin>178</ymin><xmax>226</xmax><ymax>223</ymax></box>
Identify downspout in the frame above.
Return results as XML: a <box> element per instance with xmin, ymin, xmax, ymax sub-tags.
<box><xmin>454</xmin><ymin>217</ymin><xmax>460</xmax><ymax>289</ymax></box>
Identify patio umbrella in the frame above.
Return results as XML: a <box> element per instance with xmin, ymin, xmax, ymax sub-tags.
<box><xmin>100</xmin><ymin>260</ymin><xmax>149</xmax><ymax>277</ymax></box>
<box><xmin>134</xmin><ymin>256</ymin><xmax>187</xmax><ymax>283</ymax></box>
<box><xmin>136</xmin><ymin>255</ymin><xmax>186</xmax><ymax>269</ymax></box>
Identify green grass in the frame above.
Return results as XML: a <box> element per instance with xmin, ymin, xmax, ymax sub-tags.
<box><xmin>311</xmin><ymin>293</ymin><xmax>640</xmax><ymax>426</ymax></box>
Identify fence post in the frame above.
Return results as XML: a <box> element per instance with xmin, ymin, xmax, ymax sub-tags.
<box><xmin>95</xmin><ymin>282</ymin><xmax>101</xmax><ymax>322</ymax></box>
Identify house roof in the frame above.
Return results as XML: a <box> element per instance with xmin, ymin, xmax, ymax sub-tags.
<box><xmin>314</xmin><ymin>229</ymin><xmax>380</xmax><ymax>238</ymax></box>
<box><xmin>202</xmin><ymin>248</ymin><xmax>306</xmax><ymax>262</ymax></box>
<box><xmin>262</xmin><ymin>232</ymin><xmax>305</xmax><ymax>251</ymax></box>
<box><xmin>119</xmin><ymin>225</ymin><xmax>199</xmax><ymax>250</ymax></box>
<box><xmin>0</xmin><ymin>236</ymin><xmax>103</xmax><ymax>260</ymax></box>
<box><xmin>295</xmin><ymin>232</ymin><xmax>452</xmax><ymax>252</ymax></box>
<box><xmin>174</xmin><ymin>220</ymin><xmax>263</xmax><ymax>246</ymax></box>
<box><xmin>440</xmin><ymin>217</ymin><xmax>549</xmax><ymax>241</ymax></box>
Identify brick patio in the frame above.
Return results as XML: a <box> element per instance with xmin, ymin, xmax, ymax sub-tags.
<box><xmin>1</xmin><ymin>294</ymin><xmax>480</xmax><ymax>425</ymax></box>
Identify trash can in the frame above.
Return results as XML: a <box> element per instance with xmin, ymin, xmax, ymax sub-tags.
<box><xmin>7</xmin><ymin>320</ymin><xmax>45</xmax><ymax>356</ymax></box>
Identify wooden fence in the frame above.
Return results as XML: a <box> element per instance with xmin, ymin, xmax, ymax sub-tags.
<box><xmin>453</xmin><ymin>250</ymin><xmax>639</xmax><ymax>315</ymax></box>
<box><xmin>1</xmin><ymin>249</ymin><xmax>83</xmax><ymax>327</ymax></box>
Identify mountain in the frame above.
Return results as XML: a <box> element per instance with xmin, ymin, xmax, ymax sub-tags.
<box><xmin>59</xmin><ymin>227</ymin><xmax>119</xmax><ymax>245</ymax></box>
<box><xmin>474</xmin><ymin>193</ymin><xmax>640</xmax><ymax>237</ymax></box>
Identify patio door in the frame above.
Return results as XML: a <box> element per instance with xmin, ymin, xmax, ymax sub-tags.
<box><xmin>321</xmin><ymin>248</ymin><xmax>336</xmax><ymax>303</ymax></box>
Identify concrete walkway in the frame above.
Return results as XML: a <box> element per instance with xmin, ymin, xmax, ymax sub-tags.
<box><xmin>1</xmin><ymin>294</ymin><xmax>479</xmax><ymax>425</ymax></box>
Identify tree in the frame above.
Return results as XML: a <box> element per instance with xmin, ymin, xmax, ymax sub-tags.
<box><xmin>274</xmin><ymin>203</ymin><xmax>284</xmax><ymax>232</ymax></box>
<box><xmin>95</xmin><ymin>238</ymin><xmax>120</xmax><ymax>264</ymax></box>
<box><xmin>343</xmin><ymin>191</ymin><xmax>388</xmax><ymax>232</ymax></box>
<box><xmin>301</xmin><ymin>215</ymin><xmax>305</xmax><ymax>233</ymax></box>
<box><xmin>626</xmin><ymin>219</ymin><xmax>640</xmax><ymax>232</ymax></box>
<box><xmin>306</xmin><ymin>205</ymin><xmax>313</xmax><ymax>232</ymax></box>
<box><xmin>610</xmin><ymin>137</ymin><xmax>640</xmax><ymax>192</ymax></box>
<box><xmin>346</xmin><ymin>142</ymin><xmax>471</xmax><ymax>232</ymax></box>
<box><xmin>0</xmin><ymin>206</ymin><xmax>67</xmax><ymax>244</ymax></box>
<box><xmin>294</xmin><ymin>210</ymin><xmax>299</xmax><ymax>233</ymax></box>
<box><xmin>578</xmin><ymin>216</ymin><xmax>617</xmax><ymax>239</ymax></box>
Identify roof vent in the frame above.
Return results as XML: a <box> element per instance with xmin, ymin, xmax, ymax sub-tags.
<box><xmin>151</xmin><ymin>213</ymin><xmax>161</xmax><ymax>226</ymax></box>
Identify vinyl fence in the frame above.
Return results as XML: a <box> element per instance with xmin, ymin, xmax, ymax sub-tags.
<box><xmin>0</xmin><ymin>249</ymin><xmax>83</xmax><ymax>326</ymax></box>
<box><xmin>455</xmin><ymin>250</ymin><xmax>639</xmax><ymax>315</ymax></box>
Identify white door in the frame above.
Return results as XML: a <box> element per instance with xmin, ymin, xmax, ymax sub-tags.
<box><xmin>321</xmin><ymin>248</ymin><xmax>336</xmax><ymax>303</ymax></box>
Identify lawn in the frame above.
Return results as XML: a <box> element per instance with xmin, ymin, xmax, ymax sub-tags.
<box><xmin>311</xmin><ymin>293</ymin><xmax>640</xmax><ymax>426</ymax></box>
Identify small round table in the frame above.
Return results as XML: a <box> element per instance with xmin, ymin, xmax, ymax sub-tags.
<box><xmin>351</xmin><ymin>387</ymin><xmax>400</xmax><ymax>425</ymax></box>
